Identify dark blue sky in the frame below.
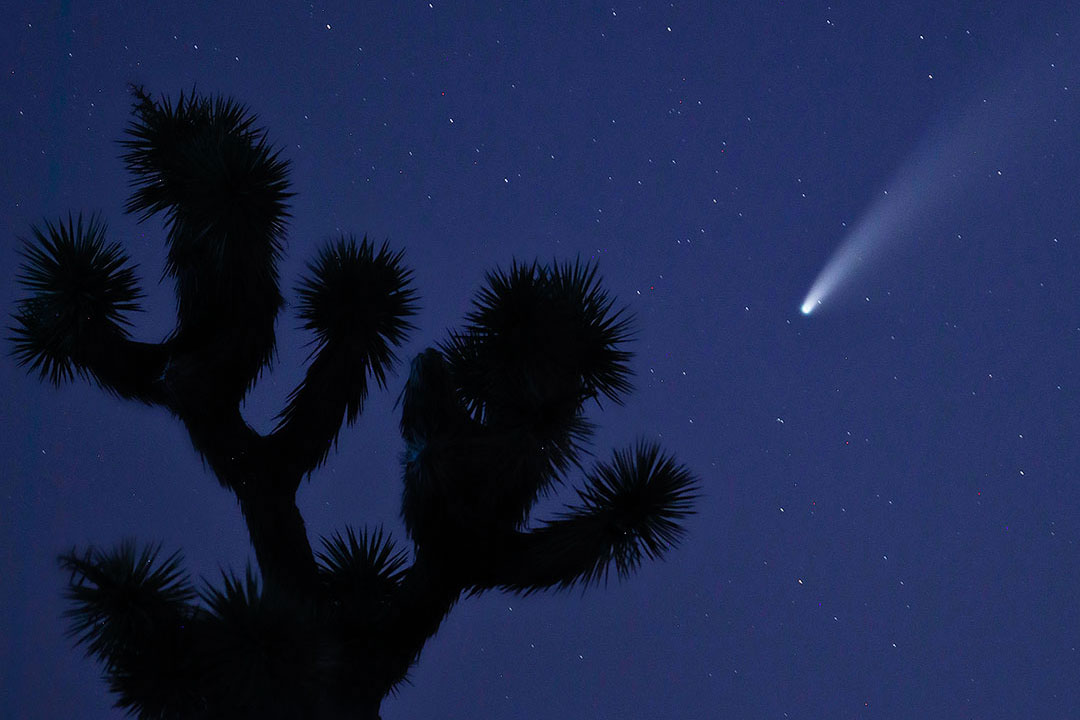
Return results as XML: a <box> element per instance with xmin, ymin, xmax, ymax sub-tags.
<box><xmin>3</xmin><ymin>2</ymin><xmax>1079</xmax><ymax>718</ymax></box>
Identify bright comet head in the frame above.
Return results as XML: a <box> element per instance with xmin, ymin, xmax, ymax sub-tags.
<box><xmin>800</xmin><ymin>285</ymin><xmax>826</xmax><ymax>315</ymax></box>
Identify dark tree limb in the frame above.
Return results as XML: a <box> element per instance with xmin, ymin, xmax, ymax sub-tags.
<box><xmin>270</xmin><ymin>236</ymin><xmax>417</xmax><ymax>482</ymax></box>
<box><xmin>376</xmin><ymin>551</ymin><xmax>462</xmax><ymax>696</ymax></box>
<box><xmin>235</xmin><ymin>485</ymin><xmax>320</xmax><ymax>603</ymax></box>
<box><xmin>71</xmin><ymin>335</ymin><xmax>170</xmax><ymax>404</ymax></box>
<box><xmin>468</xmin><ymin>442</ymin><xmax>699</xmax><ymax>593</ymax></box>
<box><xmin>8</xmin><ymin>213</ymin><xmax>171</xmax><ymax>402</ymax></box>
<box><xmin>268</xmin><ymin>344</ymin><xmax>366</xmax><ymax>486</ymax></box>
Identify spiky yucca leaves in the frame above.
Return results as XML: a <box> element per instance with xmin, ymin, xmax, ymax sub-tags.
<box><xmin>280</xmin><ymin>236</ymin><xmax>417</xmax><ymax>428</ymax></box>
<box><xmin>564</xmin><ymin>441</ymin><xmax>698</xmax><ymax>581</ymax></box>
<box><xmin>493</xmin><ymin>441</ymin><xmax>698</xmax><ymax>593</ymax></box>
<box><xmin>271</xmin><ymin>236</ymin><xmax>417</xmax><ymax>476</ymax></box>
<box><xmin>447</xmin><ymin>259</ymin><xmax>634</xmax><ymax>421</ymax></box>
<box><xmin>59</xmin><ymin>540</ymin><xmax>195</xmax><ymax>665</ymax></box>
<box><xmin>121</xmin><ymin>85</ymin><xmax>291</xmax><ymax>279</ymax></box>
<box><xmin>317</xmin><ymin>526</ymin><xmax>408</xmax><ymax>609</ymax></box>
<box><xmin>434</xmin><ymin>259</ymin><xmax>635</xmax><ymax>530</ymax></box>
<box><xmin>121</xmin><ymin>85</ymin><xmax>290</xmax><ymax>401</ymax></box>
<box><xmin>10</xmin><ymin>214</ymin><xmax>144</xmax><ymax>386</ymax></box>
<box><xmin>58</xmin><ymin>541</ymin><xmax>206</xmax><ymax>718</ymax></box>
<box><xmin>317</xmin><ymin>527</ymin><xmax>411</xmax><ymax>693</ymax></box>
<box><xmin>199</xmin><ymin>566</ymin><xmax>323</xmax><ymax>718</ymax></box>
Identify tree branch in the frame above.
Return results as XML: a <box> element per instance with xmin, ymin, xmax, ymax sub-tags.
<box><xmin>122</xmin><ymin>85</ymin><xmax>289</xmax><ymax>405</ymax></box>
<box><xmin>377</xmin><ymin>551</ymin><xmax>462</xmax><ymax>695</ymax></box>
<box><xmin>268</xmin><ymin>345</ymin><xmax>365</xmax><ymax>483</ymax></box>
<box><xmin>9</xmin><ymin>213</ymin><xmax>172</xmax><ymax>402</ymax></box>
<box><xmin>269</xmin><ymin>237</ymin><xmax>417</xmax><ymax>482</ymax></box>
<box><xmin>469</xmin><ymin>442</ymin><xmax>699</xmax><ymax>593</ymax></box>
<box><xmin>58</xmin><ymin>541</ymin><xmax>207</xmax><ymax>716</ymax></box>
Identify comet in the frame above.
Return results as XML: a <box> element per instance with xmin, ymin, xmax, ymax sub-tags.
<box><xmin>799</xmin><ymin>40</ymin><xmax>1068</xmax><ymax>316</ymax></box>
<box><xmin>800</xmin><ymin>181</ymin><xmax>920</xmax><ymax>316</ymax></box>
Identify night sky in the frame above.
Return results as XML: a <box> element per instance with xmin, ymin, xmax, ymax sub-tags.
<box><xmin>3</xmin><ymin>3</ymin><xmax>1080</xmax><ymax>718</ymax></box>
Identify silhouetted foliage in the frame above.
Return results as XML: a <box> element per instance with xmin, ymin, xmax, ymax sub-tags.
<box><xmin>11</xmin><ymin>213</ymin><xmax>144</xmax><ymax>387</ymax></box>
<box><xmin>10</xmin><ymin>86</ymin><xmax>699</xmax><ymax>720</ymax></box>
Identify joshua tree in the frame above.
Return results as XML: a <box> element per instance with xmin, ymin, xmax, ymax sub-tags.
<box><xmin>10</xmin><ymin>87</ymin><xmax>698</xmax><ymax>720</ymax></box>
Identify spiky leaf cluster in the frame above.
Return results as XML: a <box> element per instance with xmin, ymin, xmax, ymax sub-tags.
<box><xmin>10</xmin><ymin>214</ymin><xmax>143</xmax><ymax>385</ymax></box>
<box><xmin>528</xmin><ymin>441</ymin><xmax>698</xmax><ymax>590</ymax></box>
<box><xmin>315</xmin><ymin>526</ymin><xmax>412</xmax><ymax>694</ymax></box>
<box><xmin>296</xmin><ymin>236</ymin><xmax>417</xmax><ymax>359</ymax></box>
<box><xmin>120</xmin><ymin>86</ymin><xmax>289</xmax><ymax>392</ymax></box>
<box><xmin>426</xmin><ymin>259</ymin><xmax>635</xmax><ymax>528</ymax></box>
<box><xmin>280</xmin><ymin>236</ymin><xmax>418</xmax><ymax>427</ymax></box>
<box><xmin>59</xmin><ymin>540</ymin><xmax>195</xmax><ymax>663</ymax></box>
<box><xmin>58</xmin><ymin>541</ymin><xmax>208</xmax><ymax>718</ymax></box>
<box><xmin>198</xmin><ymin>566</ymin><xmax>322</xmax><ymax>717</ymax></box>
<box><xmin>446</xmin><ymin>259</ymin><xmax>634</xmax><ymax>426</ymax></box>
<box><xmin>317</xmin><ymin>526</ymin><xmax>407</xmax><ymax>608</ymax></box>
<box><xmin>58</xmin><ymin>540</ymin><xmax>352</xmax><ymax>719</ymax></box>
<box><xmin>120</xmin><ymin>85</ymin><xmax>291</xmax><ymax>272</ymax></box>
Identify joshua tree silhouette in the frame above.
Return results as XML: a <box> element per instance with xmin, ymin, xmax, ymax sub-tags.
<box><xmin>10</xmin><ymin>86</ymin><xmax>699</xmax><ymax>720</ymax></box>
